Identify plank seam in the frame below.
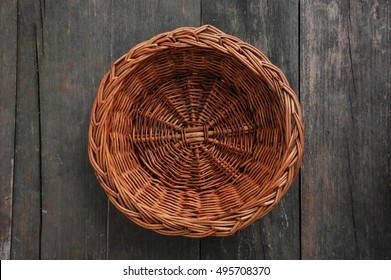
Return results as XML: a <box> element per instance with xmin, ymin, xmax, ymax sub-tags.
<box><xmin>345</xmin><ymin>138</ymin><xmax>359</xmax><ymax>255</ymax></box>
<box><xmin>200</xmin><ymin>0</ymin><xmax>203</xmax><ymax>25</ymax></box>
<box><xmin>347</xmin><ymin>0</ymin><xmax>358</xmax><ymax>100</ymax></box>
<box><xmin>34</xmin><ymin>22</ymin><xmax>43</xmax><ymax>260</ymax></box>
<box><xmin>298</xmin><ymin>0</ymin><xmax>302</xmax><ymax>260</ymax></box>
<box><xmin>199</xmin><ymin>237</ymin><xmax>202</xmax><ymax>260</ymax></box>
<box><xmin>39</xmin><ymin>0</ymin><xmax>45</xmax><ymax>56</ymax></box>
<box><xmin>107</xmin><ymin>0</ymin><xmax>114</xmax><ymax>260</ymax></box>
<box><xmin>259</xmin><ymin>227</ymin><xmax>267</xmax><ymax>259</ymax></box>
<box><xmin>9</xmin><ymin>0</ymin><xmax>20</xmax><ymax>260</ymax></box>
<box><xmin>346</xmin><ymin>0</ymin><xmax>359</xmax><ymax>256</ymax></box>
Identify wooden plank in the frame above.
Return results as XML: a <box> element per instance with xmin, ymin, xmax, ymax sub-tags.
<box><xmin>108</xmin><ymin>0</ymin><xmax>201</xmax><ymax>259</ymax></box>
<box><xmin>11</xmin><ymin>0</ymin><xmax>42</xmax><ymax>260</ymax></box>
<box><xmin>0</xmin><ymin>0</ymin><xmax>17</xmax><ymax>260</ymax></box>
<box><xmin>40</xmin><ymin>0</ymin><xmax>111</xmax><ymax>259</ymax></box>
<box><xmin>201</xmin><ymin>0</ymin><xmax>300</xmax><ymax>259</ymax></box>
<box><xmin>301</xmin><ymin>0</ymin><xmax>391</xmax><ymax>259</ymax></box>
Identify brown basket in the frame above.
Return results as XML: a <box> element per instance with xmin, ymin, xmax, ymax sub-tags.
<box><xmin>88</xmin><ymin>25</ymin><xmax>303</xmax><ymax>237</ymax></box>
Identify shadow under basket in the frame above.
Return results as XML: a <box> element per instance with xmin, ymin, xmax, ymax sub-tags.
<box><xmin>88</xmin><ymin>25</ymin><xmax>304</xmax><ymax>237</ymax></box>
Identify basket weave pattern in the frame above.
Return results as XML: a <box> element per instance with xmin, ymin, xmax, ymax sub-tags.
<box><xmin>88</xmin><ymin>25</ymin><xmax>303</xmax><ymax>237</ymax></box>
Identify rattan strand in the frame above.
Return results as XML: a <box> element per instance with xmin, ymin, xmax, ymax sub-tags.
<box><xmin>88</xmin><ymin>25</ymin><xmax>304</xmax><ymax>237</ymax></box>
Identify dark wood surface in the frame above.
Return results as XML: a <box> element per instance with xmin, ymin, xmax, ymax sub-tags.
<box><xmin>0</xmin><ymin>0</ymin><xmax>17</xmax><ymax>260</ymax></box>
<box><xmin>0</xmin><ymin>0</ymin><xmax>389</xmax><ymax>260</ymax></box>
<box><xmin>11</xmin><ymin>0</ymin><xmax>41</xmax><ymax>259</ymax></box>
<box><xmin>39</xmin><ymin>0</ymin><xmax>109</xmax><ymax>259</ymax></box>
<box><xmin>301</xmin><ymin>0</ymin><xmax>391</xmax><ymax>259</ymax></box>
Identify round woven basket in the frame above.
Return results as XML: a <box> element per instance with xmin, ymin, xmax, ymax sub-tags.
<box><xmin>88</xmin><ymin>25</ymin><xmax>303</xmax><ymax>237</ymax></box>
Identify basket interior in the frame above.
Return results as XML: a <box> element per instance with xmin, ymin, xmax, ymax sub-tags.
<box><xmin>106</xmin><ymin>46</ymin><xmax>287</xmax><ymax>220</ymax></box>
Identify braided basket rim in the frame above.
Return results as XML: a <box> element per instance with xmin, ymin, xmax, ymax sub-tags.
<box><xmin>88</xmin><ymin>24</ymin><xmax>304</xmax><ymax>237</ymax></box>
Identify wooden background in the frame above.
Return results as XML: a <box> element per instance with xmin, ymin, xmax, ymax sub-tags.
<box><xmin>1</xmin><ymin>0</ymin><xmax>390</xmax><ymax>260</ymax></box>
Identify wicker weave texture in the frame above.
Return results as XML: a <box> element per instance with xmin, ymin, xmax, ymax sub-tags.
<box><xmin>88</xmin><ymin>25</ymin><xmax>304</xmax><ymax>237</ymax></box>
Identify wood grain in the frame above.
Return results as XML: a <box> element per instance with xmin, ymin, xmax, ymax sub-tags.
<box><xmin>0</xmin><ymin>0</ymin><xmax>17</xmax><ymax>260</ymax></box>
<box><xmin>39</xmin><ymin>0</ymin><xmax>111</xmax><ymax>259</ymax></box>
<box><xmin>11</xmin><ymin>0</ymin><xmax>42</xmax><ymax>259</ymax></box>
<box><xmin>301</xmin><ymin>0</ymin><xmax>391</xmax><ymax>259</ymax></box>
<box><xmin>107</xmin><ymin>0</ymin><xmax>201</xmax><ymax>259</ymax></box>
<box><xmin>2</xmin><ymin>0</ymin><xmax>389</xmax><ymax>260</ymax></box>
<box><xmin>201</xmin><ymin>0</ymin><xmax>300</xmax><ymax>259</ymax></box>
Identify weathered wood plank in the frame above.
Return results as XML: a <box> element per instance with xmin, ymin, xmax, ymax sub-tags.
<box><xmin>301</xmin><ymin>0</ymin><xmax>391</xmax><ymax>259</ymax></box>
<box><xmin>201</xmin><ymin>0</ymin><xmax>300</xmax><ymax>259</ymax></box>
<box><xmin>40</xmin><ymin>0</ymin><xmax>111</xmax><ymax>259</ymax></box>
<box><xmin>0</xmin><ymin>0</ymin><xmax>17</xmax><ymax>260</ymax></box>
<box><xmin>108</xmin><ymin>0</ymin><xmax>201</xmax><ymax>259</ymax></box>
<box><xmin>11</xmin><ymin>0</ymin><xmax>42</xmax><ymax>260</ymax></box>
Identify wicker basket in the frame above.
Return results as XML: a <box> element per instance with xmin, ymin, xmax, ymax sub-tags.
<box><xmin>88</xmin><ymin>25</ymin><xmax>303</xmax><ymax>237</ymax></box>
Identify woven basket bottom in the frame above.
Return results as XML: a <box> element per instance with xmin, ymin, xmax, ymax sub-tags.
<box><xmin>106</xmin><ymin>47</ymin><xmax>287</xmax><ymax>226</ymax></box>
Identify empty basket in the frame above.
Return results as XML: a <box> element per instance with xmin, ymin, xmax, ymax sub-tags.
<box><xmin>88</xmin><ymin>25</ymin><xmax>304</xmax><ymax>237</ymax></box>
